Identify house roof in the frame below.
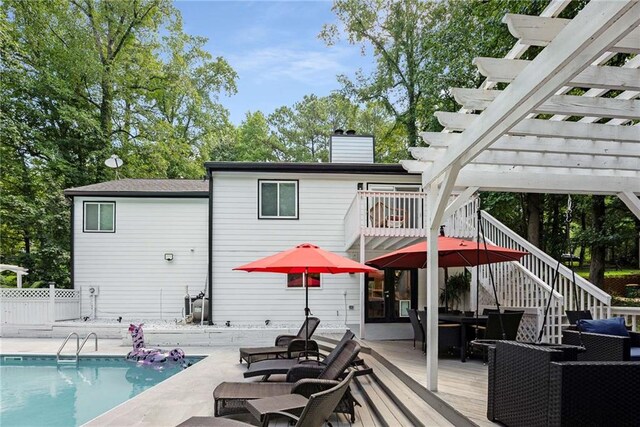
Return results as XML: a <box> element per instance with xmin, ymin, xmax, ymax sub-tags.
<box><xmin>64</xmin><ymin>179</ymin><xmax>209</xmax><ymax>198</ymax></box>
<box><xmin>205</xmin><ymin>162</ymin><xmax>410</xmax><ymax>175</ymax></box>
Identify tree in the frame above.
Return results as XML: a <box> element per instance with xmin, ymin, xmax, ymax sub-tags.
<box><xmin>321</xmin><ymin>0</ymin><xmax>434</xmax><ymax>147</ymax></box>
<box><xmin>1</xmin><ymin>0</ymin><xmax>236</xmax><ymax>286</ymax></box>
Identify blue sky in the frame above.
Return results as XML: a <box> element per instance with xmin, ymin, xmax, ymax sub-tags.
<box><xmin>174</xmin><ymin>1</ymin><xmax>373</xmax><ymax>124</ymax></box>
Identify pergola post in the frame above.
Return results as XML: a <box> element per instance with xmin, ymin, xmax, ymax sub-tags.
<box><xmin>425</xmin><ymin>167</ymin><xmax>459</xmax><ymax>391</ymax></box>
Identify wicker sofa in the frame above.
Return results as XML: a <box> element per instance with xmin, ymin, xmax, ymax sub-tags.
<box><xmin>562</xmin><ymin>328</ymin><xmax>640</xmax><ymax>361</ymax></box>
<box><xmin>488</xmin><ymin>341</ymin><xmax>640</xmax><ymax>427</ymax></box>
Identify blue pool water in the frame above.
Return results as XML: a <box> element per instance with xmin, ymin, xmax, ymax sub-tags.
<box><xmin>0</xmin><ymin>355</ymin><xmax>199</xmax><ymax>427</ymax></box>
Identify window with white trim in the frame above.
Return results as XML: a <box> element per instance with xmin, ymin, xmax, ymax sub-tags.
<box><xmin>287</xmin><ymin>273</ymin><xmax>321</xmax><ymax>288</ymax></box>
<box><xmin>83</xmin><ymin>202</ymin><xmax>115</xmax><ymax>232</ymax></box>
<box><xmin>259</xmin><ymin>180</ymin><xmax>298</xmax><ymax>219</ymax></box>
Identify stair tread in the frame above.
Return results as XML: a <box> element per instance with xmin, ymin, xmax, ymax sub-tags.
<box><xmin>355</xmin><ymin>375</ymin><xmax>414</xmax><ymax>427</ymax></box>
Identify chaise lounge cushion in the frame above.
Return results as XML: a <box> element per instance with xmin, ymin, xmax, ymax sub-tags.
<box><xmin>577</xmin><ymin>317</ymin><xmax>628</xmax><ymax>337</ymax></box>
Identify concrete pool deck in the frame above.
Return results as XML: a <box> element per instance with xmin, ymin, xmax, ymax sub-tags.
<box><xmin>1</xmin><ymin>338</ymin><xmax>252</xmax><ymax>426</ymax></box>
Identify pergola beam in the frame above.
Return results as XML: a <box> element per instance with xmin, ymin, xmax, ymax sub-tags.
<box><xmin>435</xmin><ymin>112</ymin><xmax>640</xmax><ymax>143</ymax></box>
<box><xmin>418</xmin><ymin>134</ymin><xmax>640</xmax><ymax>158</ymax></box>
<box><xmin>412</xmin><ymin>149</ymin><xmax>638</xmax><ymax>171</ymax></box>
<box><xmin>474</xmin><ymin>57</ymin><xmax>640</xmax><ymax>91</ymax></box>
<box><xmin>504</xmin><ymin>13</ymin><xmax>640</xmax><ymax>54</ymax></box>
<box><xmin>403</xmin><ymin>160</ymin><xmax>640</xmax><ymax>195</ymax></box>
<box><xmin>618</xmin><ymin>192</ymin><xmax>640</xmax><ymax>220</ymax></box>
<box><xmin>452</xmin><ymin>89</ymin><xmax>640</xmax><ymax>120</ymax></box>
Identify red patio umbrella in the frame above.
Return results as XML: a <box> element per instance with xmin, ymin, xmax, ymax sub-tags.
<box><xmin>366</xmin><ymin>236</ymin><xmax>528</xmax><ymax>269</ymax></box>
<box><xmin>366</xmin><ymin>236</ymin><xmax>528</xmax><ymax>312</ymax></box>
<box><xmin>234</xmin><ymin>243</ymin><xmax>377</xmax><ymax>349</ymax></box>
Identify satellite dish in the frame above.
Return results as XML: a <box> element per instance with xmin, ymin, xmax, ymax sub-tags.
<box><xmin>104</xmin><ymin>154</ymin><xmax>123</xmax><ymax>179</ymax></box>
<box><xmin>105</xmin><ymin>154</ymin><xmax>123</xmax><ymax>169</ymax></box>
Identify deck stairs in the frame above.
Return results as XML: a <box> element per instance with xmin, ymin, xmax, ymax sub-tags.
<box><xmin>444</xmin><ymin>197</ymin><xmax>612</xmax><ymax>343</ymax></box>
<box><xmin>316</xmin><ymin>335</ymin><xmax>469</xmax><ymax>427</ymax></box>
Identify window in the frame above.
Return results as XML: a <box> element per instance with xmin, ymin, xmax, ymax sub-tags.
<box><xmin>83</xmin><ymin>202</ymin><xmax>115</xmax><ymax>232</ymax></box>
<box><xmin>259</xmin><ymin>180</ymin><xmax>298</xmax><ymax>219</ymax></box>
<box><xmin>287</xmin><ymin>273</ymin><xmax>321</xmax><ymax>288</ymax></box>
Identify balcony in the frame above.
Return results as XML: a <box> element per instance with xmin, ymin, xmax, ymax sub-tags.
<box><xmin>344</xmin><ymin>190</ymin><xmax>428</xmax><ymax>250</ymax></box>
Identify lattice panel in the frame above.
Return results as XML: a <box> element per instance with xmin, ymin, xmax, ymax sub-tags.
<box><xmin>54</xmin><ymin>289</ymin><xmax>79</xmax><ymax>298</ymax></box>
<box><xmin>1</xmin><ymin>288</ymin><xmax>49</xmax><ymax>299</ymax></box>
<box><xmin>517</xmin><ymin>313</ymin><xmax>539</xmax><ymax>342</ymax></box>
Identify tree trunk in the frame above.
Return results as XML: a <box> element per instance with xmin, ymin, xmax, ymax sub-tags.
<box><xmin>526</xmin><ymin>193</ymin><xmax>542</xmax><ymax>248</ymax></box>
<box><xmin>589</xmin><ymin>195</ymin><xmax>606</xmax><ymax>288</ymax></box>
<box><xmin>578</xmin><ymin>210</ymin><xmax>587</xmax><ymax>267</ymax></box>
<box><xmin>100</xmin><ymin>64</ymin><xmax>113</xmax><ymax>141</ymax></box>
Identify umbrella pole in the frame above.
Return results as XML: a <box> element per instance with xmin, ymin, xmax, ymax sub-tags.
<box><xmin>304</xmin><ymin>269</ymin><xmax>309</xmax><ymax>355</ymax></box>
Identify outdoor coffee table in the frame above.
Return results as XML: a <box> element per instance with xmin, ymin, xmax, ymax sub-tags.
<box><xmin>246</xmin><ymin>393</ymin><xmax>309</xmax><ymax>423</ymax></box>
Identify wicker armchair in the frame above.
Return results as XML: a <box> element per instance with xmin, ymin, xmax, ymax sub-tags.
<box><xmin>562</xmin><ymin>328</ymin><xmax>640</xmax><ymax>361</ymax></box>
<box><xmin>488</xmin><ymin>341</ymin><xmax>640</xmax><ymax>427</ymax></box>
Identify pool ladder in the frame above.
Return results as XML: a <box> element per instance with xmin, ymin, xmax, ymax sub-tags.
<box><xmin>57</xmin><ymin>332</ymin><xmax>98</xmax><ymax>363</ymax></box>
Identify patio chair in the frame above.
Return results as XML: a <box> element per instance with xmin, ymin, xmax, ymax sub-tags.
<box><xmin>487</xmin><ymin>341</ymin><xmax>640</xmax><ymax>427</ymax></box>
<box><xmin>368</xmin><ymin>201</ymin><xmax>405</xmax><ymax>228</ymax></box>
<box><xmin>214</xmin><ymin>340</ymin><xmax>362</xmax><ymax>422</ymax></box>
<box><xmin>562</xmin><ymin>321</ymin><xmax>640</xmax><ymax>362</ymax></box>
<box><xmin>470</xmin><ymin>311</ymin><xmax>524</xmax><ymax>362</ymax></box>
<box><xmin>565</xmin><ymin>309</ymin><xmax>592</xmax><ymax>325</ymax></box>
<box><xmin>417</xmin><ymin>310</ymin><xmax>461</xmax><ymax>354</ymax></box>
<box><xmin>243</xmin><ymin>330</ymin><xmax>356</xmax><ymax>379</ymax></box>
<box><xmin>239</xmin><ymin>317</ymin><xmax>320</xmax><ymax>367</ymax></box>
<box><xmin>408</xmin><ymin>309</ymin><xmax>424</xmax><ymax>349</ymax></box>
<box><xmin>180</xmin><ymin>371</ymin><xmax>355</xmax><ymax>427</ymax></box>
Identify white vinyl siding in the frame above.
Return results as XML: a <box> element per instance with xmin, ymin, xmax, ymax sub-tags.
<box><xmin>211</xmin><ymin>172</ymin><xmax>421</xmax><ymax>325</ymax></box>
<box><xmin>84</xmin><ymin>202</ymin><xmax>115</xmax><ymax>232</ymax></box>
<box><xmin>74</xmin><ymin>197</ymin><xmax>208</xmax><ymax>319</ymax></box>
<box><xmin>259</xmin><ymin>180</ymin><xmax>298</xmax><ymax>219</ymax></box>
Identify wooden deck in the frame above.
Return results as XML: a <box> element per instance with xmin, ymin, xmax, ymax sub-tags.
<box><xmin>363</xmin><ymin>339</ymin><xmax>498</xmax><ymax>427</ymax></box>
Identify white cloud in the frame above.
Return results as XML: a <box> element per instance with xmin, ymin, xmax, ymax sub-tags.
<box><xmin>228</xmin><ymin>45</ymin><xmax>355</xmax><ymax>85</ymax></box>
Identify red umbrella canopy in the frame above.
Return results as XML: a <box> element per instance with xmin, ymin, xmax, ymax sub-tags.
<box><xmin>366</xmin><ymin>236</ymin><xmax>528</xmax><ymax>269</ymax></box>
<box><xmin>234</xmin><ymin>243</ymin><xmax>378</xmax><ymax>274</ymax></box>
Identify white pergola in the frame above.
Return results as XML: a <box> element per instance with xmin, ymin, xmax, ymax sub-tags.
<box><xmin>0</xmin><ymin>264</ymin><xmax>29</xmax><ymax>288</ymax></box>
<box><xmin>402</xmin><ymin>0</ymin><xmax>640</xmax><ymax>391</ymax></box>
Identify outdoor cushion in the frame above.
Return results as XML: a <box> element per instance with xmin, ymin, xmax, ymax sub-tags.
<box><xmin>577</xmin><ymin>317</ymin><xmax>628</xmax><ymax>337</ymax></box>
<box><xmin>630</xmin><ymin>347</ymin><xmax>640</xmax><ymax>361</ymax></box>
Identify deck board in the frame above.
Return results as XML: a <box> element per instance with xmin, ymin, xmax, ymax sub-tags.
<box><xmin>362</xmin><ymin>339</ymin><xmax>499</xmax><ymax>427</ymax></box>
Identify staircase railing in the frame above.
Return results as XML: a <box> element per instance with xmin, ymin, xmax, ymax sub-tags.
<box><xmin>479</xmin><ymin>211</ymin><xmax>611</xmax><ymax>320</ymax></box>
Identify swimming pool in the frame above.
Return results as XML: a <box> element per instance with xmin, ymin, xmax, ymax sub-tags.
<box><xmin>0</xmin><ymin>355</ymin><xmax>200</xmax><ymax>427</ymax></box>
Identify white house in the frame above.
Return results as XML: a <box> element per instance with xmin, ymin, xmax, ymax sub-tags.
<box><xmin>65</xmin><ymin>135</ymin><xmax>441</xmax><ymax>339</ymax></box>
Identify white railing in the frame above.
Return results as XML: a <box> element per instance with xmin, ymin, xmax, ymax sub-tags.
<box><xmin>344</xmin><ymin>190</ymin><xmax>428</xmax><ymax>248</ymax></box>
<box><xmin>442</xmin><ymin>196</ymin><xmax>479</xmax><ymax>239</ymax></box>
<box><xmin>477</xmin><ymin>260</ymin><xmax>565</xmax><ymax>343</ymax></box>
<box><xmin>611</xmin><ymin>306</ymin><xmax>640</xmax><ymax>332</ymax></box>
<box><xmin>1</xmin><ymin>284</ymin><xmax>80</xmax><ymax>325</ymax></box>
<box><xmin>479</xmin><ymin>211</ymin><xmax>611</xmax><ymax>321</ymax></box>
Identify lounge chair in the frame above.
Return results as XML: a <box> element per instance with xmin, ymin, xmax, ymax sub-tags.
<box><xmin>243</xmin><ymin>330</ymin><xmax>355</xmax><ymax>380</ymax></box>
<box><xmin>179</xmin><ymin>371</ymin><xmax>355</xmax><ymax>427</ymax></box>
<box><xmin>214</xmin><ymin>340</ymin><xmax>361</xmax><ymax>422</ymax></box>
<box><xmin>239</xmin><ymin>317</ymin><xmax>320</xmax><ymax>367</ymax></box>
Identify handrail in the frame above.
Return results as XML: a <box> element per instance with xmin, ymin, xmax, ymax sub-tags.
<box><xmin>512</xmin><ymin>262</ymin><xmax>564</xmax><ymax>302</ymax></box>
<box><xmin>481</xmin><ymin>211</ymin><xmax>611</xmax><ymax>304</ymax></box>
<box><xmin>77</xmin><ymin>332</ymin><xmax>98</xmax><ymax>356</ymax></box>
<box><xmin>57</xmin><ymin>332</ymin><xmax>79</xmax><ymax>362</ymax></box>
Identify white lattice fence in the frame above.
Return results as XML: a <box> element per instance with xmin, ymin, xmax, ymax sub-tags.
<box><xmin>1</xmin><ymin>285</ymin><xmax>80</xmax><ymax>324</ymax></box>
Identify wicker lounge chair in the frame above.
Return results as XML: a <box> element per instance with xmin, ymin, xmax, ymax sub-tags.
<box><xmin>239</xmin><ymin>317</ymin><xmax>320</xmax><ymax>367</ymax></box>
<box><xmin>180</xmin><ymin>371</ymin><xmax>355</xmax><ymax>427</ymax></box>
<box><xmin>214</xmin><ymin>340</ymin><xmax>361</xmax><ymax>422</ymax></box>
<box><xmin>243</xmin><ymin>330</ymin><xmax>355</xmax><ymax>379</ymax></box>
<box><xmin>563</xmin><ymin>327</ymin><xmax>640</xmax><ymax>361</ymax></box>
<box><xmin>488</xmin><ymin>341</ymin><xmax>640</xmax><ymax>427</ymax></box>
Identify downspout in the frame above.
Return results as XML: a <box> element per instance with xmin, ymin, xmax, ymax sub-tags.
<box><xmin>69</xmin><ymin>196</ymin><xmax>75</xmax><ymax>289</ymax></box>
<box><xmin>208</xmin><ymin>169</ymin><xmax>214</xmax><ymax>325</ymax></box>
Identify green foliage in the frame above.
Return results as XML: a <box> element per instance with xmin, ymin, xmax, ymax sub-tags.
<box><xmin>439</xmin><ymin>272</ymin><xmax>470</xmax><ymax>311</ymax></box>
<box><xmin>1</xmin><ymin>0</ymin><xmax>236</xmax><ymax>286</ymax></box>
